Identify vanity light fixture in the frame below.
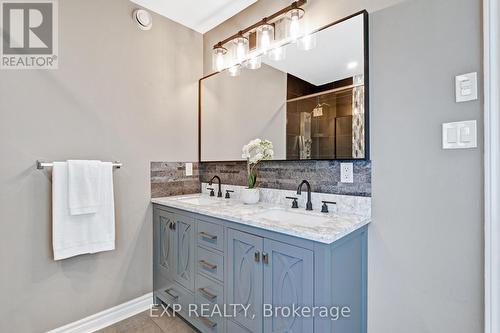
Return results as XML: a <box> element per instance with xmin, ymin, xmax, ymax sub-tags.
<box><xmin>212</xmin><ymin>43</ymin><xmax>228</xmax><ymax>72</ymax></box>
<box><xmin>233</xmin><ymin>33</ymin><xmax>249</xmax><ymax>64</ymax></box>
<box><xmin>211</xmin><ymin>0</ymin><xmax>307</xmax><ymax>73</ymax></box>
<box><xmin>287</xmin><ymin>3</ymin><xmax>305</xmax><ymax>40</ymax></box>
<box><xmin>257</xmin><ymin>20</ymin><xmax>275</xmax><ymax>54</ymax></box>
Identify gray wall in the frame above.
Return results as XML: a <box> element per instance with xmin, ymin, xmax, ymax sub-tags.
<box><xmin>204</xmin><ymin>0</ymin><xmax>484</xmax><ymax>332</ymax></box>
<box><xmin>370</xmin><ymin>0</ymin><xmax>483</xmax><ymax>332</ymax></box>
<box><xmin>0</xmin><ymin>0</ymin><xmax>202</xmax><ymax>331</ymax></box>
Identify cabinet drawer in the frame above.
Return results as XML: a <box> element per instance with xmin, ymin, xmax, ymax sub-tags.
<box><xmin>195</xmin><ymin>274</ymin><xmax>223</xmax><ymax>306</ymax></box>
<box><xmin>197</xmin><ymin>247</ymin><xmax>224</xmax><ymax>282</ymax></box>
<box><xmin>197</xmin><ymin>219</ymin><xmax>224</xmax><ymax>252</ymax></box>
<box><xmin>157</xmin><ymin>281</ymin><xmax>194</xmax><ymax>315</ymax></box>
<box><xmin>196</xmin><ymin>315</ymin><xmax>224</xmax><ymax>333</ymax></box>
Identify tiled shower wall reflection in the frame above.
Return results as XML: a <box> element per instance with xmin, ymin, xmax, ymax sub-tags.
<box><xmin>151</xmin><ymin>160</ymin><xmax>371</xmax><ymax>198</ymax></box>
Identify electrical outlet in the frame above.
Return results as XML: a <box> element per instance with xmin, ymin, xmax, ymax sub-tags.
<box><xmin>185</xmin><ymin>163</ymin><xmax>193</xmax><ymax>176</ymax></box>
<box><xmin>340</xmin><ymin>163</ymin><xmax>354</xmax><ymax>183</ymax></box>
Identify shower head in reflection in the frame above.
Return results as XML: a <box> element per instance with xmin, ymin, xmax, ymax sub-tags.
<box><xmin>312</xmin><ymin>102</ymin><xmax>330</xmax><ymax>117</ymax></box>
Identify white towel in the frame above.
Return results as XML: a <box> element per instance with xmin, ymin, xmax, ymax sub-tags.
<box><xmin>67</xmin><ymin>160</ymin><xmax>102</xmax><ymax>215</ymax></box>
<box><xmin>52</xmin><ymin>161</ymin><xmax>115</xmax><ymax>260</ymax></box>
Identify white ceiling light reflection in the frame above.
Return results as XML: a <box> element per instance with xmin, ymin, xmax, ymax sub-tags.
<box><xmin>347</xmin><ymin>61</ymin><xmax>358</xmax><ymax>69</ymax></box>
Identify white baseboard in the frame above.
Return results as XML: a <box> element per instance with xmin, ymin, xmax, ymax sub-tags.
<box><xmin>47</xmin><ymin>293</ymin><xmax>154</xmax><ymax>333</ymax></box>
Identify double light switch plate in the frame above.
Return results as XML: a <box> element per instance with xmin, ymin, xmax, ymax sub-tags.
<box><xmin>442</xmin><ymin>120</ymin><xmax>477</xmax><ymax>149</ymax></box>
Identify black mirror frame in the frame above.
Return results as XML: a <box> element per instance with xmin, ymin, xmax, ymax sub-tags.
<box><xmin>198</xmin><ymin>10</ymin><xmax>369</xmax><ymax>162</ymax></box>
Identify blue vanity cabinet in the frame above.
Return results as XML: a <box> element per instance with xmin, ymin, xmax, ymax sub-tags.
<box><xmin>153</xmin><ymin>208</ymin><xmax>195</xmax><ymax>299</ymax></box>
<box><xmin>225</xmin><ymin>229</ymin><xmax>315</xmax><ymax>333</ymax></box>
<box><xmin>153</xmin><ymin>204</ymin><xmax>368</xmax><ymax>333</ymax></box>
<box><xmin>173</xmin><ymin>213</ymin><xmax>196</xmax><ymax>291</ymax></box>
<box><xmin>263</xmin><ymin>239</ymin><xmax>314</xmax><ymax>333</ymax></box>
<box><xmin>154</xmin><ymin>208</ymin><xmax>175</xmax><ymax>280</ymax></box>
<box><xmin>226</xmin><ymin>228</ymin><xmax>264</xmax><ymax>333</ymax></box>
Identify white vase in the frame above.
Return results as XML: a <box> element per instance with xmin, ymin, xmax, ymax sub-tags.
<box><xmin>241</xmin><ymin>188</ymin><xmax>260</xmax><ymax>204</ymax></box>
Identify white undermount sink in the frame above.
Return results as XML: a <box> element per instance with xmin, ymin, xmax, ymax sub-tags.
<box><xmin>173</xmin><ymin>196</ymin><xmax>220</xmax><ymax>206</ymax></box>
<box><xmin>252</xmin><ymin>209</ymin><xmax>328</xmax><ymax>226</ymax></box>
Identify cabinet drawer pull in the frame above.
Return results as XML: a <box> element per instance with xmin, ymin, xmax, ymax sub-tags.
<box><xmin>200</xmin><ymin>232</ymin><xmax>217</xmax><ymax>240</ymax></box>
<box><xmin>165</xmin><ymin>288</ymin><xmax>179</xmax><ymax>300</ymax></box>
<box><xmin>199</xmin><ymin>260</ymin><xmax>217</xmax><ymax>270</ymax></box>
<box><xmin>199</xmin><ymin>317</ymin><xmax>217</xmax><ymax>328</ymax></box>
<box><xmin>254</xmin><ymin>251</ymin><xmax>260</xmax><ymax>262</ymax></box>
<box><xmin>262</xmin><ymin>252</ymin><xmax>269</xmax><ymax>265</ymax></box>
<box><xmin>198</xmin><ymin>287</ymin><xmax>217</xmax><ymax>301</ymax></box>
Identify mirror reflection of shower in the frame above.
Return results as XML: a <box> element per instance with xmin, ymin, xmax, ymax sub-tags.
<box><xmin>287</xmin><ymin>74</ymin><xmax>364</xmax><ymax>160</ymax></box>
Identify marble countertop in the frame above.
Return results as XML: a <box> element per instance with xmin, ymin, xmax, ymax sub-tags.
<box><xmin>151</xmin><ymin>194</ymin><xmax>370</xmax><ymax>244</ymax></box>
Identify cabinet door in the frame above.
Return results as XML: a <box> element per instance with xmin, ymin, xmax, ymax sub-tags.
<box><xmin>227</xmin><ymin>228</ymin><xmax>264</xmax><ymax>333</ymax></box>
<box><xmin>155</xmin><ymin>209</ymin><xmax>175</xmax><ymax>280</ymax></box>
<box><xmin>263</xmin><ymin>239</ymin><xmax>314</xmax><ymax>333</ymax></box>
<box><xmin>174</xmin><ymin>214</ymin><xmax>195</xmax><ymax>291</ymax></box>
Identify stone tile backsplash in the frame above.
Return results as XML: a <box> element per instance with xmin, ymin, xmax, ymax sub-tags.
<box><xmin>200</xmin><ymin>160</ymin><xmax>371</xmax><ymax>197</ymax></box>
<box><xmin>150</xmin><ymin>162</ymin><xmax>200</xmax><ymax>198</ymax></box>
<box><xmin>151</xmin><ymin>160</ymin><xmax>371</xmax><ymax>198</ymax></box>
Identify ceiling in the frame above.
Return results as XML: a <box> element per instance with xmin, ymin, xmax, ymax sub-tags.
<box><xmin>263</xmin><ymin>14</ymin><xmax>364</xmax><ymax>86</ymax></box>
<box><xmin>129</xmin><ymin>0</ymin><xmax>257</xmax><ymax>33</ymax></box>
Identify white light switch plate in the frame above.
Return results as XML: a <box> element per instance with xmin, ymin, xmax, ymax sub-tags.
<box><xmin>455</xmin><ymin>72</ymin><xmax>478</xmax><ymax>102</ymax></box>
<box><xmin>340</xmin><ymin>163</ymin><xmax>354</xmax><ymax>183</ymax></box>
<box><xmin>442</xmin><ymin>120</ymin><xmax>477</xmax><ymax>149</ymax></box>
<box><xmin>185</xmin><ymin>162</ymin><xmax>193</xmax><ymax>176</ymax></box>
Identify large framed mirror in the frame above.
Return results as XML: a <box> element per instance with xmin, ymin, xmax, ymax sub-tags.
<box><xmin>199</xmin><ymin>11</ymin><xmax>369</xmax><ymax>162</ymax></box>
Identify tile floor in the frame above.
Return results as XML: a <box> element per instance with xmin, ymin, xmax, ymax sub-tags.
<box><xmin>95</xmin><ymin>309</ymin><xmax>197</xmax><ymax>333</ymax></box>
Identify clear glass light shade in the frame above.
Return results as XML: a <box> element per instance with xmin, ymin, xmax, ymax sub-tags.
<box><xmin>297</xmin><ymin>33</ymin><xmax>317</xmax><ymax>51</ymax></box>
<box><xmin>246</xmin><ymin>55</ymin><xmax>262</xmax><ymax>69</ymax></box>
<box><xmin>227</xmin><ymin>64</ymin><xmax>242</xmax><ymax>77</ymax></box>
<box><xmin>257</xmin><ymin>24</ymin><xmax>274</xmax><ymax>54</ymax></box>
<box><xmin>269</xmin><ymin>45</ymin><xmax>286</xmax><ymax>61</ymax></box>
<box><xmin>233</xmin><ymin>36</ymin><xmax>249</xmax><ymax>64</ymax></box>
<box><xmin>287</xmin><ymin>8</ymin><xmax>304</xmax><ymax>40</ymax></box>
<box><xmin>212</xmin><ymin>46</ymin><xmax>227</xmax><ymax>72</ymax></box>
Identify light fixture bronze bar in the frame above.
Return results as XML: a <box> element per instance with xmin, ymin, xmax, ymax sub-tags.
<box><xmin>213</xmin><ymin>0</ymin><xmax>307</xmax><ymax>49</ymax></box>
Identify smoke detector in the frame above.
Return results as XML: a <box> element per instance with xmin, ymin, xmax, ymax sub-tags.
<box><xmin>133</xmin><ymin>9</ymin><xmax>152</xmax><ymax>30</ymax></box>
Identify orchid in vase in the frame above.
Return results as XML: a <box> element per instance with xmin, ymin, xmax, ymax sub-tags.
<box><xmin>241</xmin><ymin>139</ymin><xmax>274</xmax><ymax>204</ymax></box>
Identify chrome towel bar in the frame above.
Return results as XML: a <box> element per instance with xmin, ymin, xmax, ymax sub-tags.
<box><xmin>36</xmin><ymin>160</ymin><xmax>123</xmax><ymax>170</ymax></box>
